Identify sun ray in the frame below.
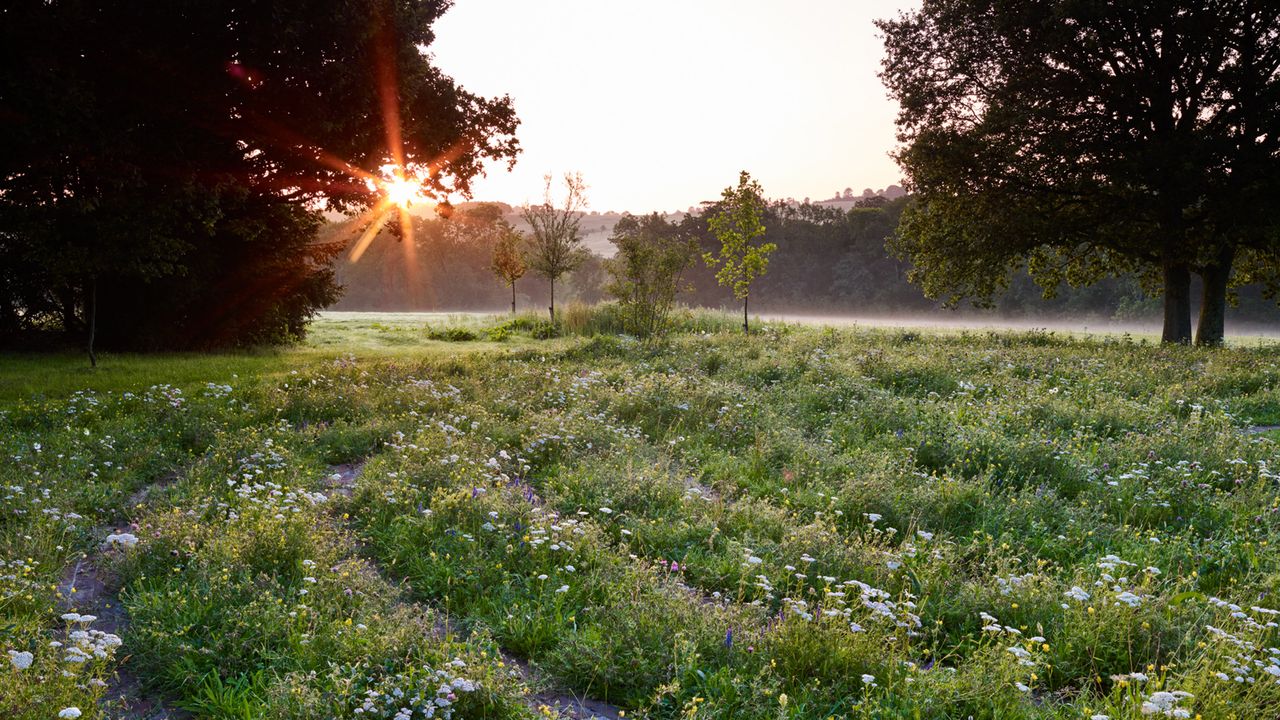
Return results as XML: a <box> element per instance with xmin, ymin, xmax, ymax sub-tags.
<box><xmin>397</xmin><ymin>204</ymin><xmax>423</xmax><ymax>306</ymax></box>
<box><xmin>372</xmin><ymin>2</ymin><xmax>407</xmax><ymax>171</ymax></box>
<box><xmin>348</xmin><ymin>200</ymin><xmax>396</xmax><ymax>262</ymax></box>
<box><xmin>239</xmin><ymin>109</ymin><xmax>380</xmax><ymax>185</ymax></box>
<box><xmin>228</xmin><ymin>3</ymin><xmax>466</xmax><ymax>299</ymax></box>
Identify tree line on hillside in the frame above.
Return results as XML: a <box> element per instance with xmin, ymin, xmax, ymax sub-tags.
<box><xmin>326</xmin><ymin>192</ymin><xmax>1280</xmax><ymax>329</ymax></box>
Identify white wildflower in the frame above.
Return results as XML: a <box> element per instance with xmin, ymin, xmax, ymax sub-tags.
<box><xmin>103</xmin><ymin>532</ymin><xmax>140</xmax><ymax>549</ymax></box>
<box><xmin>1065</xmin><ymin>586</ymin><xmax>1091</xmax><ymax>602</ymax></box>
<box><xmin>8</xmin><ymin>650</ymin><xmax>33</xmax><ymax>670</ymax></box>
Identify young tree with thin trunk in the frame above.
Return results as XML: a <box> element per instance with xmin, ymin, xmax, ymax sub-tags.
<box><xmin>490</xmin><ymin>228</ymin><xmax>527</xmax><ymax>314</ymax></box>
<box><xmin>522</xmin><ymin>173</ymin><xmax>590</xmax><ymax>324</ymax></box>
<box><xmin>705</xmin><ymin>171</ymin><xmax>775</xmax><ymax>334</ymax></box>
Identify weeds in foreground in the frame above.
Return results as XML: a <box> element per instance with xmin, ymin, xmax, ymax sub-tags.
<box><xmin>4</xmin><ymin>324</ymin><xmax>1280</xmax><ymax>718</ymax></box>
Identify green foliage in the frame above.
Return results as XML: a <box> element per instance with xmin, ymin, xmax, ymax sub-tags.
<box><xmin>0</xmin><ymin>0</ymin><xmax>518</xmax><ymax>350</ymax></box>
<box><xmin>427</xmin><ymin>326</ymin><xmax>479</xmax><ymax>342</ymax></box>
<box><xmin>491</xmin><ymin>225</ymin><xmax>529</xmax><ymax>312</ymax></box>
<box><xmin>705</xmin><ymin>172</ymin><xmax>777</xmax><ymax>331</ymax></box>
<box><xmin>604</xmin><ymin>213</ymin><xmax>699</xmax><ymax>337</ymax></box>
<box><xmin>877</xmin><ymin>1</ymin><xmax>1280</xmax><ymax>344</ymax></box>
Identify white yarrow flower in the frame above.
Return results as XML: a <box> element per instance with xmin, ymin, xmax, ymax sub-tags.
<box><xmin>8</xmin><ymin>650</ymin><xmax>34</xmax><ymax>670</ymax></box>
<box><xmin>104</xmin><ymin>532</ymin><xmax>140</xmax><ymax>549</ymax></box>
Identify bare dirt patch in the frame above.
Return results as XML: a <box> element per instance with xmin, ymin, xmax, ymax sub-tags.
<box><xmin>59</xmin><ymin>534</ymin><xmax>190</xmax><ymax>720</ymax></box>
<box><xmin>324</xmin><ymin>460</ymin><xmax>367</xmax><ymax>497</ymax></box>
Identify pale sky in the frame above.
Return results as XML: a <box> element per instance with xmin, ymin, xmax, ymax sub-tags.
<box><xmin>430</xmin><ymin>0</ymin><xmax>918</xmax><ymax>213</ymax></box>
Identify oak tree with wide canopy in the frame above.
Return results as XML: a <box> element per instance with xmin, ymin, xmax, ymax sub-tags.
<box><xmin>879</xmin><ymin>0</ymin><xmax>1280</xmax><ymax>344</ymax></box>
<box><xmin>0</xmin><ymin>0</ymin><xmax>518</xmax><ymax>351</ymax></box>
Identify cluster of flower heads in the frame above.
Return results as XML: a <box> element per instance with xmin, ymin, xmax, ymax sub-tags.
<box><xmin>143</xmin><ymin>383</ymin><xmax>187</xmax><ymax>409</ymax></box>
<box><xmin>202</xmin><ymin>382</ymin><xmax>235</xmax><ymax>399</ymax></box>
<box><xmin>1202</xmin><ymin>599</ymin><xmax>1280</xmax><ymax>685</ymax></box>
<box><xmin>6</xmin><ymin>613</ymin><xmax>121</xmax><ymax>703</ymax></box>
<box><xmin>56</xmin><ymin>613</ymin><xmax>123</xmax><ymax>664</ymax></box>
<box><xmin>0</xmin><ymin>556</ymin><xmax>45</xmax><ymax>607</ymax></box>
<box><xmin>235</xmin><ymin>445</ymin><xmax>291</xmax><ymax>481</ymax></box>
<box><xmin>1140</xmin><ymin>690</ymin><xmax>1194</xmax><ymax>717</ymax></box>
<box><xmin>743</xmin><ymin>539</ymin><xmax>922</xmax><ymax>637</ymax></box>
<box><xmin>406</xmin><ymin>377</ymin><xmax>464</xmax><ymax>402</ymax></box>
<box><xmin>228</xmin><ymin>479</ymin><xmax>328</xmax><ymax>521</ymax></box>
<box><xmin>2</xmin><ymin>480</ymin><xmax>86</xmax><ymax>530</ymax></box>
<box><xmin>352</xmin><ymin>660</ymin><xmax>480</xmax><ymax>720</ymax></box>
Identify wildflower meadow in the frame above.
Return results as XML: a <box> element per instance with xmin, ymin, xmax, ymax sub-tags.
<box><xmin>4</xmin><ymin>315</ymin><xmax>1280</xmax><ymax>719</ymax></box>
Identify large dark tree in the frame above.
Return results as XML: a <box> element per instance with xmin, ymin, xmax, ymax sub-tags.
<box><xmin>0</xmin><ymin>0</ymin><xmax>518</xmax><ymax>351</ymax></box>
<box><xmin>879</xmin><ymin>0</ymin><xmax>1280</xmax><ymax>344</ymax></box>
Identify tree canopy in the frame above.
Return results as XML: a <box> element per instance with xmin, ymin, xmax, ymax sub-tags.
<box><xmin>879</xmin><ymin>0</ymin><xmax>1280</xmax><ymax>344</ymax></box>
<box><xmin>605</xmin><ymin>213</ymin><xmax>698</xmax><ymax>337</ymax></box>
<box><xmin>0</xmin><ymin>0</ymin><xmax>518</xmax><ymax>350</ymax></box>
<box><xmin>490</xmin><ymin>226</ymin><xmax>528</xmax><ymax>314</ymax></box>
<box><xmin>522</xmin><ymin>173</ymin><xmax>590</xmax><ymax>324</ymax></box>
<box><xmin>705</xmin><ymin>171</ymin><xmax>776</xmax><ymax>333</ymax></box>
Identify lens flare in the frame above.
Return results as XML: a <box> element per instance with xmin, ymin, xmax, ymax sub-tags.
<box><xmin>383</xmin><ymin>175</ymin><xmax>425</xmax><ymax>209</ymax></box>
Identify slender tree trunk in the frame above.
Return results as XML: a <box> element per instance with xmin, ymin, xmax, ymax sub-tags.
<box><xmin>511</xmin><ymin>281</ymin><xmax>517</xmax><ymax>314</ymax></box>
<box><xmin>87</xmin><ymin>278</ymin><xmax>98</xmax><ymax>368</ymax></box>
<box><xmin>549</xmin><ymin>279</ymin><xmax>555</xmax><ymax>325</ymax></box>
<box><xmin>742</xmin><ymin>293</ymin><xmax>749</xmax><ymax>334</ymax></box>
<box><xmin>1195</xmin><ymin>246</ymin><xmax>1234</xmax><ymax>347</ymax></box>
<box><xmin>1161</xmin><ymin>260</ymin><xmax>1193</xmax><ymax>345</ymax></box>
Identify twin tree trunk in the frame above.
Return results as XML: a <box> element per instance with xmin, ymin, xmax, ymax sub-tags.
<box><xmin>743</xmin><ymin>293</ymin><xmax>749</xmax><ymax>334</ymax></box>
<box><xmin>1161</xmin><ymin>250</ymin><xmax>1233</xmax><ymax>347</ymax></box>
<box><xmin>1161</xmin><ymin>261</ymin><xmax>1193</xmax><ymax>345</ymax></box>
<box><xmin>548</xmin><ymin>280</ymin><xmax>555</xmax><ymax>324</ymax></box>
<box><xmin>511</xmin><ymin>281</ymin><xmax>517</xmax><ymax>315</ymax></box>
<box><xmin>1195</xmin><ymin>247</ymin><xmax>1233</xmax><ymax>347</ymax></box>
<box><xmin>1157</xmin><ymin>204</ymin><xmax>1231</xmax><ymax>346</ymax></box>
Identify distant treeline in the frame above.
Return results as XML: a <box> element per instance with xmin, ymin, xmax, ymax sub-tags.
<box><xmin>324</xmin><ymin>198</ymin><xmax>1280</xmax><ymax>327</ymax></box>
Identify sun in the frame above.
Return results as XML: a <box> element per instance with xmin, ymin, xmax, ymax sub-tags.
<box><xmin>383</xmin><ymin>174</ymin><xmax>424</xmax><ymax>209</ymax></box>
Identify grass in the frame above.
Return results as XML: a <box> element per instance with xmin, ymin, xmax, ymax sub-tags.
<box><xmin>0</xmin><ymin>312</ymin><xmax>560</xmax><ymax>402</ymax></box>
<box><xmin>4</xmin><ymin>309</ymin><xmax>1280</xmax><ymax>719</ymax></box>
<box><xmin>0</xmin><ymin>307</ymin><xmax>745</xmax><ymax>402</ymax></box>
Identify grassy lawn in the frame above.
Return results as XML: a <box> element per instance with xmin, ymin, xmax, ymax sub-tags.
<box><xmin>0</xmin><ymin>312</ymin><xmax>556</xmax><ymax>403</ymax></box>
<box><xmin>5</xmin><ymin>314</ymin><xmax>1280</xmax><ymax>719</ymax></box>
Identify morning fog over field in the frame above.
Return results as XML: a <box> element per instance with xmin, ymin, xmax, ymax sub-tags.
<box><xmin>4</xmin><ymin>2</ymin><xmax>1280</xmax><ymax>720</ymax></box>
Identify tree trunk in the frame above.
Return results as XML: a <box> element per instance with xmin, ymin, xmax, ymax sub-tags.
<box><xmin>87</xmin><ymin>278</ymin><xmax>98</xmax><ymax>368</ymax></box>
<box><xmin>1195</xmin><ymin>246</ymin><xmax>1234</xmax><ymax>347</ymax></box>
<box><xmin>1161</xmin><ymin>260</ymin><xmax>1192</xmax><ymax>345</ymax></box>
<box><xmin>742</xmin><ymin>293</ymin><xmax>749</xmax><ymax>334</ymax></box>
<box><xmin>549</xmin><ymin>279</ymin><xmax>555</xmax><ymax>325</ymax></box>
<box><xmin>511</xmin><ymin>281</ymin><xmax>517</xmax><ymax>315</ymax></box>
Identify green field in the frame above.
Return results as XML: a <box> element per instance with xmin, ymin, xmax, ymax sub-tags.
<box><xmin>6</xmin><ymin>313</ymin><xmax>1280</xmax><ymax>719</ymax></box>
